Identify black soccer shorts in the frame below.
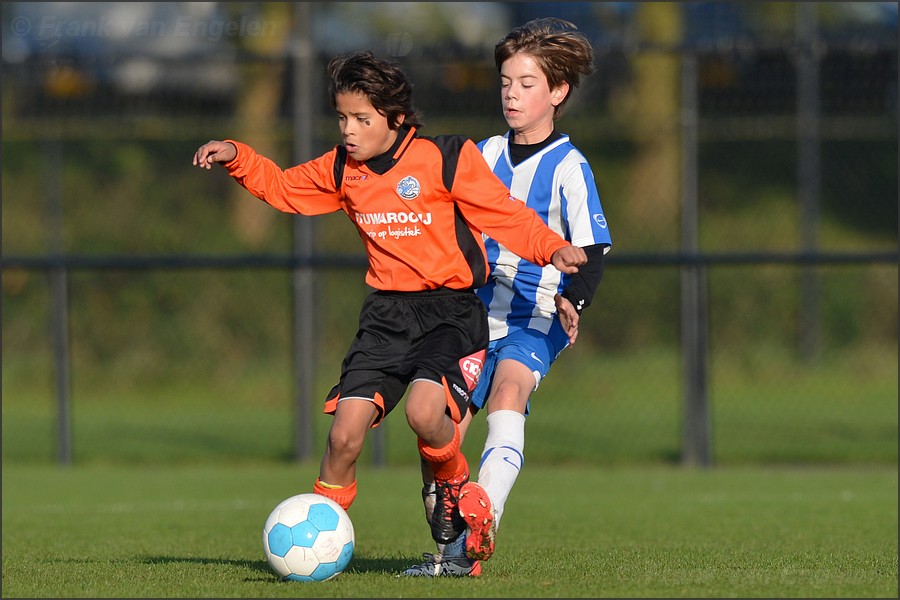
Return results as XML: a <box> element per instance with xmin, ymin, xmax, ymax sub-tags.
<box><xmin>323</xmin><ymin>287</ymin><xmax>488</xmax><ymax>426</ymax></box>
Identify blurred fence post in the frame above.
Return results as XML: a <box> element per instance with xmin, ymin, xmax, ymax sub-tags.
<box><xmin>50</xmin><ymin>266</ymin><xmax>71</xmax><ymax>466</ymax></box>
<box><xmin>679</xmin><ymin>49</ymin><xmax>712</xmax><ymax>468</ymax></box>
<box><xmin>797</xmin><ymin>2</ymin><xmax>822</xmax><ymax>363</ymax></box>
<box><xmin>291</xmin><ymin>3</ymin><xmax>316</xmax><ymax>462</ymax></box>
<box><xmin>45</xmin><ymin>140</ymin><xmax>72</xmax><ymax>466</ymax></box>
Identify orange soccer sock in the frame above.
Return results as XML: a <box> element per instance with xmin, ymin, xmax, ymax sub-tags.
<box><xmin>313</xmin><ymin>478</ymin><xmax>358</xmax><ymax>511</ymax></box>
<box><xmin>417</xmin><ymin>423</ymin><xmax>469</xmax><ymax>482</ymax></box>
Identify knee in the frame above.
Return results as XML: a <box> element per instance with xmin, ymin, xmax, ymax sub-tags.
<box><xmin>327</xmin><ymin>426</ymin><xmax>365</xmax><ymax>461</ymax></box>
<box><xmin>405</xmin><ymin>400</ymin><xmax>441</xmax><ymax>438</ymax></box>
<box><xmin>492</xmin><ymin>379</ymin><xmax>529</xmax><ymax>407</ymax></box>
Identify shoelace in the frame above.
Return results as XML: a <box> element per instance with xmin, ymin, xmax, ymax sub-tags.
<box><xmin>434</xmin><ymin>481</ymin><xmax>461</xmax><ymax>518</ymax></box>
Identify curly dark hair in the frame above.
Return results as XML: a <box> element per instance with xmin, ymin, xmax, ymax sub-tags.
<box><xmin>494</xmin><ymin>18</ymin><xmax>595</xmax><ymax>119</ymax></box>
<box><xmin>327</xmin><ymin>50</ymin><xmax>423</xmax><ymax>130</ymax></box>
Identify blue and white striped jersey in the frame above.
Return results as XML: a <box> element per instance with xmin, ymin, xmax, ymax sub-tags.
<box><xmin>476</xmin><ymin>132</ymin><xmax>612</xmax><ymax>341</ymax></box>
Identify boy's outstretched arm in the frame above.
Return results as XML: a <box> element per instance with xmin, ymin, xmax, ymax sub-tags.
<box><xmin>192</xmin><ymin>140</ymin><xmax>237</xmax><ymax>170</ymax></box>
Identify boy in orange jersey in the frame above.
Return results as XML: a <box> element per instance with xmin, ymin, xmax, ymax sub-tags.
<box><xmin>193</xmin><ymin>50</ymin><xmax>585</xmax><ymax>575</ymax></box>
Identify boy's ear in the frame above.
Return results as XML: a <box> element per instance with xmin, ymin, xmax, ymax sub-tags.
<box><xmin>551</xmin><ymin>82</ymin><xmax>570</xmax><ymax>107</ymax></box>
<box><xmin>395</xmin><ymin>113</ymin><xmax>406</xmax><ymax>127</ymax></box>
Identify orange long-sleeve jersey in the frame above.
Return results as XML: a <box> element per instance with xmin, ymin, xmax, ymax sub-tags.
<box><xmin>224</xmin><ymin>126</ymin><xmax>569</xmax><ymax>292</ymax></box>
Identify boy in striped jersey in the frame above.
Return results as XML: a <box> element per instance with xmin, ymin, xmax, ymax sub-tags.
<box><xmin>406</xmin><ymin>17</ymin><xmax>611</xmax><ymax>577</ymax></box>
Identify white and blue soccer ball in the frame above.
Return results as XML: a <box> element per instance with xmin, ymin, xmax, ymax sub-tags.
<box><xmin>262</xmin><ymin>493</ymin><xmax>355</xmax><ymax>582</ymax></box>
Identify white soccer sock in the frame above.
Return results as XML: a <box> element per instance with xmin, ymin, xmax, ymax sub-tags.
<box><xmin>478</xmin><ymin>409</ymin><xmax>526</xmax><ymax>529</ymax></box>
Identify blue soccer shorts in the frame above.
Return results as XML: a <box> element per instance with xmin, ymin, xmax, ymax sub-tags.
<box><xmin>470</xmin><ymin>322</ymin><xmax>570</xmax><ymax>416</ymax></box>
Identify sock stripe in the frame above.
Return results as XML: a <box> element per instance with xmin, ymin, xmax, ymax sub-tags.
<box><xmin>480</xmin><ymin>445</ymin><xmax>524</xmax><ymax>470</ymax></box>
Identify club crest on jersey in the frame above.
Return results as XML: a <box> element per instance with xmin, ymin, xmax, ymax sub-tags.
<box><xmin>459</xmin><ymin>349</ymin><xmax>486</xmax><ymax>391</ymax></box>
<box><xmin>593</xmin><ymin>212</ymin><xmax>608</xmax><ymax>228</ymax></box>
<box><xmin>396</xmin><ymin>176</ymin><xmax>421</xmax><ymax>200</ymax></box>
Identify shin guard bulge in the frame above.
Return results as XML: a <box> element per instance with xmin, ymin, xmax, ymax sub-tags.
<box><xmin>313</xmin><ymin>478</ymin><xmax>358</xmax><ymax>511</ymax></box>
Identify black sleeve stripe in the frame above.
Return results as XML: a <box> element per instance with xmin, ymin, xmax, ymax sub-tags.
<box><xmin>430</xmin><ymin>135</ymin><xmax>488</xmax><ymax>288</ymax></box>
<box><xmin>455</xmin><ymin>206</ymin><xmax>488</xmax><ymax>287</ymax></box>
<box><xmin>431</xmin><ymin>135</ymin><xmax>469</xmax><ymax>193</ymax></box>
<box><xmin>333</xmin><ymin>145</ymin><xmax>347</xmax><ymax>190</ymax></box>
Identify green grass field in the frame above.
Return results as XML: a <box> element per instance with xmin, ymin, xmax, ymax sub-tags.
<box><xmin>2</xmin><ymin>462</ymin><xmax>896</xmax><ymax>598</ymax></box>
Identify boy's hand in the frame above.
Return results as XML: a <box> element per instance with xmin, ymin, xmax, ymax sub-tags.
<box><xmin>192</xmin><ymin>140</ymin><xmax>237</xmax><ymax>169</ymax></box>
<box><xmin>550</xmin><ymin>245</ymin><xmax>587</xmax><ymax>274</ymax></box>
<box><xmin>554</xmin><ymin>293</ymin><xmax>580</xmax><ymax>345</ymax></box>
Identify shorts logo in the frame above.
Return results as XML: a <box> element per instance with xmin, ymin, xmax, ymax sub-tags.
<box><xmin>452</xmin><ymin>382</ymin><xmax>470</xmax><ymax>403</ymax></box>
<box><xmin>396</xmin><ymin>176</ymin><xmax>421</xmax><ymax>200</ymax></box>
<box><xmin>459</xmin><ymin>349</ymin><xmax>486</xmax><ymax>391</ymax></box>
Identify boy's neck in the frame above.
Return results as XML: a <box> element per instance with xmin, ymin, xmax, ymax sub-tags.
<box><xmin>508</xmin><ymin>129</ymin><xmax>562</xmax><ymax>166</ymax></box>
<box><xmin>364</xmin><ymin>125</ymin><xmax>414</xmax><ymax>174</ymax></box>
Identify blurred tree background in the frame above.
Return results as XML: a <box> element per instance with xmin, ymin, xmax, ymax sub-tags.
<box><xmin>2</xmin><ymin>2</ymin><xmax>897</xmax><ymax>467</ymax></box>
